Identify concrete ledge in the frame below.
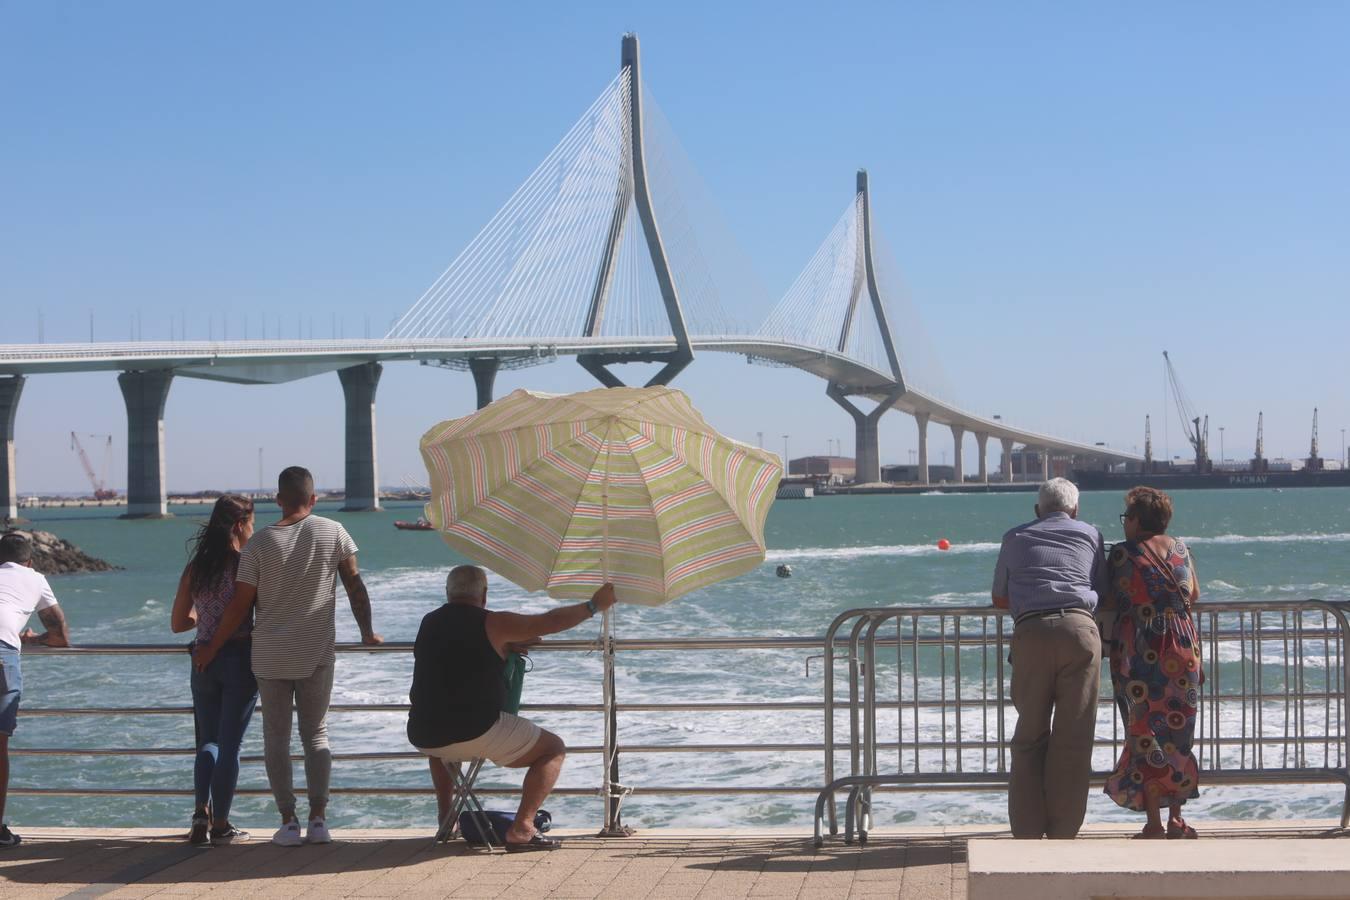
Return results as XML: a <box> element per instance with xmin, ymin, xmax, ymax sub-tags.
<box><xmin>969</xmin><ymin>838</ymin><xmax>1350</xmax><ymax>900</ymax></box>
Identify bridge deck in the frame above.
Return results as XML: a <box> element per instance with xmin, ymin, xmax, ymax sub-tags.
<box><xmin>0</xmin><ymin>822</ymin><xmax>1336</xmax><ymax>899</ymax></box>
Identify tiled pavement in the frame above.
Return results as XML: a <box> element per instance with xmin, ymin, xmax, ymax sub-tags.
<box><xmin>4</xmin><ymin>822</ymin><xmax>1342</xmax><ymax>898</ymax></box>
<box><xmin>0</xmin><ymin>828</ymin><xmax>967</xmax><ymax>899</ymax></box>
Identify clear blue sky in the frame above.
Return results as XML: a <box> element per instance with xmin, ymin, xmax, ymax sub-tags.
<box><xmin>3</xmin><ymin>2</ymin><xmax>1348</xmax><ymax>492</ymax></box>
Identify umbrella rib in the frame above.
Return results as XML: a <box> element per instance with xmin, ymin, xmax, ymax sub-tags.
<box><xmin>610</xmin><ymin>425</ymin><xmax>669</xmax><ymax>595</ymax></box>
<box><xmin>540</xmin><ymin>420</ymin><xmax>615</xmax><ymax>594</ymax></box>
<box><xmin>440</xmin><ymin>427</ymin><xmax>609</xmax><ymax>593</ymax></box>
<box><xmin>619</xmin><ymin>417</ymin><xmax>767</xmax><ymax>588</ymax></box>
<box><xmin>617</xmin><ymin>415</ymin><xmax>767</xmax><ymax>541</ymax></box>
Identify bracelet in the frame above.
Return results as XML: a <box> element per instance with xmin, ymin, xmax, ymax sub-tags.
<box><xmin>586</xmin><ymin>599</ymin><xmax>598</xmax><ymax>617</ymax></box>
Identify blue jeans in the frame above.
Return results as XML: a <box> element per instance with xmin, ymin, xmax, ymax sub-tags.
<box><xmin>190</xmin><ymin>641</ymin><xmax>258</xmax><ymax>825</ymax></box>
<box><xmin>0</xmin><ymin>641</ymin><xmax>20</xmax><ymax>737</ymax></box>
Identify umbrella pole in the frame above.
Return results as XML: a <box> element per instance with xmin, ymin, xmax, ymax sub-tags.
<box><xmin>598</xmin><ymin>421</ymin><xmax>631</xmax><ymax>836</ymax></box>
<box><xmin>600</xmin><ymin>607</ymin><xmax>625</xmax><ymax>835</ymax></box>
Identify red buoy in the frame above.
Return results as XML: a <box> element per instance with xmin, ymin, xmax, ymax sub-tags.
<box><xmin>937</xmin><ymin>538</ymin><xmax>951</xmax><ymax>551</ymax></box>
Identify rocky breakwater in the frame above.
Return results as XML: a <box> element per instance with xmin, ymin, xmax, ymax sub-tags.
<box><xmin>2</xmin><ymin>529</ymin><xmax>121</xmax><ymax>575</ymax></box>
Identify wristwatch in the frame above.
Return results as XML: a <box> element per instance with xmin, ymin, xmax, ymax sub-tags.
<box><xmin>586</xmin><ymin>599</ymin><xmax>598</xmax><ymax>617</ymax></box>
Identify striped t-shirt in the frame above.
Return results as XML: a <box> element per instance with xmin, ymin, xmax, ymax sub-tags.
<box><xmin>236</xmin><ymin>514</ymin><xmax>358</xmax><ymax>680</ymax></box>
<box><xmin>991</xmin><ymin>511</ymin><xmax>1107</xmax><ymax>620</ymax></box>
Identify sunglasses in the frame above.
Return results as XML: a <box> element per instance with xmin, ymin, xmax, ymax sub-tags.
<box><xmin>1119</xmin><ymin>512</ymin><xmax>1131</xmax><ymax>523</ymax></box>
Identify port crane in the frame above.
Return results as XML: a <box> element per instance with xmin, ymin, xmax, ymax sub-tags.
<box><xmin>1307</xmin><ymin>408</ymin><xmax>1324</xmax><ymax>471</ymax></box>
<box><xmin>1252</xmin><ymin>412</ymin><xmax>1267</xmax><ymax>473</ymax></box>
<box><xmin>1163</xmin><ymin>351</ymin><xmax>1210</xmax><ymax>473</ymax></box>
<box><xmin>70</xmin><ymin>432</ymin><xmax>117</xmax><ymax>501</ymax></box>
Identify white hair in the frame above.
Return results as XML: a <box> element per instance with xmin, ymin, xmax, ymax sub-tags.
<box><xmin>1038</xmin><ymin>477</ymin><xmax>1079</xmax><ymax>514</ymax></box>
<box><xmin>446</xmin><ymin>565</ymin><xmax>488</xmax><ymax>602</ymax></box>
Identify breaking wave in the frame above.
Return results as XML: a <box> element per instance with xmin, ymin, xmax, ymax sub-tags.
<box><xmin>1183</xmin><ymin>532</ymin><xmax>1350</xmax><ymax>546</ymax></box>
<box><xmin>765</xmin><ymin>541</ymin><xmax>1002</xmax><ymax>561</ymax></box>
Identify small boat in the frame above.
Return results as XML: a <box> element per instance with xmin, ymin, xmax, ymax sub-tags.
<box><xmin>394</xmin><ymin>518</ymin><xmax>434</xmax><ymax>531</ymax></box>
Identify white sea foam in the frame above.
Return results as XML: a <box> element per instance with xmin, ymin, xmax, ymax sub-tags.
<box><xmin>1183</xmin><ymin>531</ymin><xmax>1350</xmax><ymax>546</ymax></box>
<box><xmin>766</xmin><ymin>541</ymin><xmax>1002</xmax><ymax>562</ymax></box>
<box><xmin>926</xmin><ymin>591</ymin><xmax>990</xmax><ymax>603</ymax></box>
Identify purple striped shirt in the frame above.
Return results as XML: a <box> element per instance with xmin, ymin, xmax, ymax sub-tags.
<box><xmin>992</xmin><ymin>512</ymin><xmax>1108</xmax><ymax>619</ymax></box>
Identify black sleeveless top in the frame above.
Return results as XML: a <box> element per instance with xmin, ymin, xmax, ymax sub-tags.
<box><xmin>407</xmin><ymin>604</ymin><xmax>506</xmax><ymax>748</ymax></box>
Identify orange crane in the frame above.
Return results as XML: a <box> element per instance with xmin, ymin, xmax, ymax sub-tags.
<box><xmin>70</xmin><ymin>432</ymin><xmax>117</xmax><ymax>500</ymax></box>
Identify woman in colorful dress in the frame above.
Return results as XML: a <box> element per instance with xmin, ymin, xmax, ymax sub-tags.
<box><xmin>1103</xmin><ymin>486</ymin><xmax>1201</xmax><ymax>838</ymax></box>
<box><xmin>171</xmin><ymin>494</ymin><xmax>258</xmax><ymax>847</ymax></box>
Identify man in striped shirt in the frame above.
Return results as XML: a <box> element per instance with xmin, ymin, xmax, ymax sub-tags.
<box><xmin>991</xmin><ymin>477</ymin><xmax>1107</xmax><ymax>840</ymax></box>
<box><xmin>195</xmin><ymin>466</ymin><xmax>382</xmax><ymax>847</ymax></box>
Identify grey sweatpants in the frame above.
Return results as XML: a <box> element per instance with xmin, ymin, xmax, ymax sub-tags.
<box><xmin>1008</xmin><ymin>611</ymin><xmax>1101</xmax><ymax>839</ymax></box>
<box><xmin>256</xmin><ymin>663</ymin><xmax>334</xmax><ymax>820</ymax></box>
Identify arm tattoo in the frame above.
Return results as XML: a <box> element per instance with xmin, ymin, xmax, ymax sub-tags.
<box><xmin>345</xmin><ymin>574</ymin><xmax>375</xmax><ymax>637</ymax></box>
<box><xmin>39</xmin><ymin>604</ymin><xmax>70</xmax><ymax>642</ymax></box>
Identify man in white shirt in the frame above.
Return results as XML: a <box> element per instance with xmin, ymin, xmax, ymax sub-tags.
<box><xmin>0</xmin><ymin>532</ymin><xmax>71</xmax><ymax>848</ymax></box>
<box><xmin>194</xmin><ymin>467</ymin><xmax>381</xmax><ymax>847</ymax></box>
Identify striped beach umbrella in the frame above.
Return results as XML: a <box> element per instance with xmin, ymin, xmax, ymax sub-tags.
<box><xmin>419</xmin><ymin>385</ymin><xmax>783</xmax><ymax>606</ymax></box>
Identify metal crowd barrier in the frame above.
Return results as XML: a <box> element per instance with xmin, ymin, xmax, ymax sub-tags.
<box><xmin>814</xmin><ymin>599</ymin><xmax>1350</xmax><ymax>846</ymax></box>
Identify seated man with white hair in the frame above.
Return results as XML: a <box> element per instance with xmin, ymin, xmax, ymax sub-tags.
<box><xmin>407</xmin><ymin>564</ymin><xmax>616</xmax><ymax>851</ymax></box>
<box><xmin>991</xmin><ymin>477</ymin><xmax>1107</xmax><ymax>840</ymax></box>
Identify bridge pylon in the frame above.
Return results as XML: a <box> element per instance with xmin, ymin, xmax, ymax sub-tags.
<box><xmin>825</xmin><ymin>169</ymin><xmax>906</xmax><ymax>484</ymax></box>
<box><xmin>577</xmin><ymin>33</ymin><xmax>694</xmax><ymax>388</ymax></box>
<box><xmin>0</xmin><ymin>376</ymin><xmax>25</xmax><ymax>523</ymax></box>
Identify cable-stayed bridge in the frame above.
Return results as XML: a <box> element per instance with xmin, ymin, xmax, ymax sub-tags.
<box><xmin>0</xmin><ymin>34</ymin><xmax>1138</xmax><ymax>520</ymax></box>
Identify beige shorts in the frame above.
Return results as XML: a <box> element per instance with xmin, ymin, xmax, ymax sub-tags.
<box><xmin>418</xmin><ymin>713</ymin><xmax>542</xmax><ymax>767</ymax></box>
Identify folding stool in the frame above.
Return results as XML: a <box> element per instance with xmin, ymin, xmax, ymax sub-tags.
<box><xmin>433</xmin><ymin>757</ymin><xmax>499</xmax><ymax>850</ymax></box>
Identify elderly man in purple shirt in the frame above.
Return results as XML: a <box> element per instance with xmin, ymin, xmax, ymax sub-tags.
<box><xmin>992</xmin><ymin>477</ymin><xmax>1107</xmax><ymax>839</ymax></box>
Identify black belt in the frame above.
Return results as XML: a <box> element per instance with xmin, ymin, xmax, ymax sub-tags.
<box><xmin>1014</xmin><ymin>607</ymin><xmax>1092</xmax><ymax>626</ymax></box>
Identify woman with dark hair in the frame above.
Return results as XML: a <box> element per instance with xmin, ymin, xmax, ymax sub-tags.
<box><xmin>1104</xmin><ymin>486</ymin><xmax>1202</xmax><ymax>838</ymax></box>
<box><xmin>171</xmin><ymin>494</ymin><xmax>257</xmax><ymax>847</ymax></box>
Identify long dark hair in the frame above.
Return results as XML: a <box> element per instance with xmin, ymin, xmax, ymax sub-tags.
<box><xmin>186</xmin><ymin>494</ymin><xmax>254</xmax><ymax>594</ymax></box>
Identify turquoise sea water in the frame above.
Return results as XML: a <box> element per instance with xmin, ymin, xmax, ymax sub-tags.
<box><xmin>9</xmin><ymin>487</ymin><xmax>1350</xmax><ymax>832</ymax></box>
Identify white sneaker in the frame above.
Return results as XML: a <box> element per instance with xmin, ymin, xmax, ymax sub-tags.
<box><xmin>271</xmin><ymin>819</ymin><xmax>303</xmax><ymax>847</ymax></box>
<box><xmin>306</xmin><ymin>818</ymin><xmax>332</xmax><ymax>844</ymax></box>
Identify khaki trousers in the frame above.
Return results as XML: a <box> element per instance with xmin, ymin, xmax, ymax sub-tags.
<box><xmin>1008</xmin><ymin>610</ymin><xmax>1101</xmax><ymax>839</ymax></box>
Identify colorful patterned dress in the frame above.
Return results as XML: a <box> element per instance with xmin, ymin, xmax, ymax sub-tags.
<box><xmin>1103</xmin><ymin>538</ymin><xmax>1202</xmax><ymax>811</ymax></box>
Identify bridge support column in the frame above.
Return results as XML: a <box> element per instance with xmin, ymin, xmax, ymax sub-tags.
<box><xmin>976</xmin><ymin>432</ymin><xmax>989</xmax><ymax>484</ymax></box>
<box><xmin>916</xmin><ymin>412</ymin><xmax>930</xmax><ymax>486</ymax></box>
<box><xmin>118</xmin><ymin>370</ymin><xmax>174</xmax><ymax>519</ymax></box>
<box><xmin>469</xmin><ymin>358</ymin><xmax>500</xmax><ymax>410</ymax></box>
<box><xmin>1001</xmin><ymin>437</ymin><xmax>1015</xmax><ymax>482</ymax></box>
<box><xmin>1041</xmin><ymin>449</ymin><xmax>1051</xmax><ymax>481</ymax></box>
<box><xmin>826</xmin><ymin>384</ymin><xmax>900</xmax><ymax>484</ymax></box>
<box><xmin>1</xmin><ymin>376</ymin><xmax>25</xmax><ymax>523</ymax></box>
<box><xmin>339</xmin><ymin>362</ymin><xmax>382</xmax><ymax>512</ymax></box>
<box><xmin>950</xmin><ymin>425</ymin><xmax>965</xmax><ymax>484</ymax></box>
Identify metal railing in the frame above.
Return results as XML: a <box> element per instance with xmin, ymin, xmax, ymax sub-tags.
<box><xmin>11</xmin><ymin>636</ymin><xmax>829</xmax><ymax>830</ymax></box>
<box><xmin>16</xmin><ymin>602</ymin><xmax>1349</xmax><ymax>839</ymax></box>
<box><xmin>815</xmin><ymin>599</ymin><xmax>1350</xmax><ymax>845</ymax></box>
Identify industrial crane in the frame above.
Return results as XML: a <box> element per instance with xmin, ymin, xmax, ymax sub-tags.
<box><xmin>70</xmin><ymin>432</ymin><xmax>117</xmax><ymax>500</ymax></box>
<box><xmin>1307</xmin><ymin>408</ymin><xmax>1324</xmax><ymax>471</ymax></box>
<box><xmin>1251</xmin><ymin>412</ymin><xmax>1267</xmax><ymax>473</ymax></box>
<box><xmin>1163</xmin><ymin>351</ymin><xmax>1210</xmax><ymax>473</ymax></box>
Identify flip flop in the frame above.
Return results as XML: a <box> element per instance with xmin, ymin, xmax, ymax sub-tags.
<box><xmin>504</xmin><ymin>834</ymin><xmax>561</xmax><ymax>852</ymax></box>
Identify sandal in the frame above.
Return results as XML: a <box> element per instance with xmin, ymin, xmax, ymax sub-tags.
<box><xmin>1167</xmin><ymin>819</ymin><xmax>1198</xmax><ymax>839</ymax></box>
<box><xmin>1132</xmin><ymin>824</ymin><xmax>1166</xmax><ymax>839</ymax></box>
<box><xmin>504</xmin><ymin>834</ymin><xmax>561</xmax><ymax>852</ymax></box>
